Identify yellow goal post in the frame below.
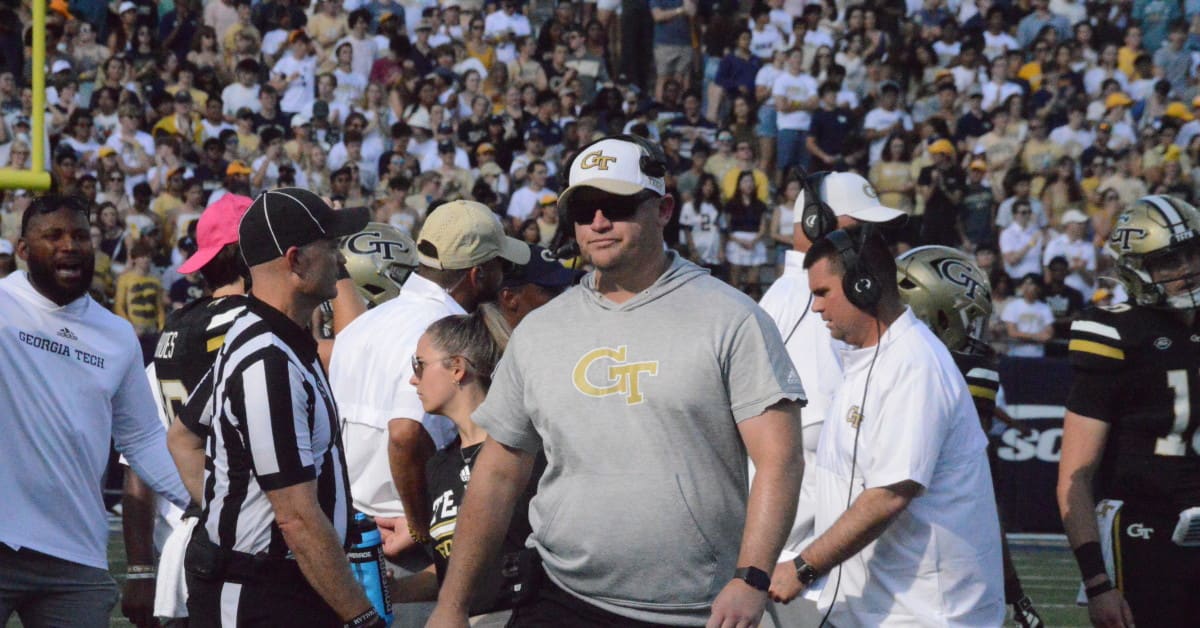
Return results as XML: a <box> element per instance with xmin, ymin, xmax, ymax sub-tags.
<box><xmin>0</xmin><ymin>0</ymin><xmax>52</xmax><ymax>191</ymax></box>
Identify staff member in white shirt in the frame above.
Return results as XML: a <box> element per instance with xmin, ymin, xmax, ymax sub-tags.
<box><xmin>758</xmin><ymin>172</ymin><xmax>905</xmax><ymax>627</ymax></box>
<box><xmin>0</xmin><ymin>195</ymin><xmax>190</xmax><ymax>627</ymax></box>
<box><xmin>769</xmin><ymin>227</ymin><xmax>1004</xmax><ymax>626</ymax></box>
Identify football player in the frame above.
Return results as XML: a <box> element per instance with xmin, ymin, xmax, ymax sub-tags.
<box><xmin>121</xmin><ymin>194</ymin><xmax>254</xmax><ymax>627</ymax></box>
<box><xmin>309</xmin><ymin>222</ymin><xmax>417</xmax><ymax>366</ymax></box>
<box><xmin>341</xmin><ymin>222</ymin><xmax>419</xmax><ymax>307</ymax></box>
<box><xmin>897</xmin><ymin>245</ymin><xmax>1044</xmax><ymax>628</ymax></box>
<box><xmin>1058</xmin><ymin>194</ymin><xmax>1200</xmax><ymax>627</ymax></box>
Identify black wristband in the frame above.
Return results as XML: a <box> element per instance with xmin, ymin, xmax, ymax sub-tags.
<box><xmin>345</xmin><ymin>607</ymin><xmax>384</xmax><ymax>628</ymax></box>
<box><xmin>1085</xmin><ymin>579</ymin><xmax>1114</xmax><ymax>600</ymax></box>
<box><xmin>1073</xmin><ymin>541</ymin><xmax>1106</xmax><ymax>581</ymax></box>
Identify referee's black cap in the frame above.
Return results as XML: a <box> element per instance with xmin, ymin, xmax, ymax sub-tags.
<box><xmin>239</xmin><ymin>188</ymin><xmax>369</xmax><ymax>267</ymax></box>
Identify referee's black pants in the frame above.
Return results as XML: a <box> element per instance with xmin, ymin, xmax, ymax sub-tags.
<box><xmin>186</xmin><ymin>565</ymin><xmax>340</xmax><ymax>628</ymax></box>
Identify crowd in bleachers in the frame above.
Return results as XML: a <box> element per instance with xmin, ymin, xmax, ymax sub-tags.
<box><xmin>0</xmin><ymin>0</ymin><xmax>1196</xmax><ymax>358</ymax></box>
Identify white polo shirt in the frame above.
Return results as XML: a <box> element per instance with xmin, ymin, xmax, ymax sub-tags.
<box><xmin>758</xmin><ymin>250</ymin><xmax>846</xmax><ymax>561</ymax></box>
<box><xmin>0</xmin><ymin>272</ymin><xmax>189</xmax><ymax>569</ymax></box>
<box><xmin>809</xmin><ymin>309</ymin><xmax>1004</xmax><ymax>627</ymax></box>
<box><xmin>329</xmin><ymin>273</ymin><xmax>460</xmax><ymax>518</ymax></box>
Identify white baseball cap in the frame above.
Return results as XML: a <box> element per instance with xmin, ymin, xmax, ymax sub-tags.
<box><xmin>1060</xmin><ymin>208</ymin><xmax>1089</xmax><ymax>225</ymax></box>
<box><xmin>50</xmin><ymin>59</ymin><xmax>71</xmax><ymax>74</ymax></box>
<box><xmin>0</xmin><ymin>239</ymin><xmax>13</xmax><ymax>256</ymax></box>
<box><xmin>559</xmin><ymin>138</ymin><xmax>666</xmax><ymax>209</ymax></box>
<box><xmin>118</xmin><ymin>1</ymin><xmax>136</xmax><ymax>14</ymax></box>
<box><xmin>793</xmin><ymin>172</ymin><xmax>906</xmax><ymax>224</ymax></box>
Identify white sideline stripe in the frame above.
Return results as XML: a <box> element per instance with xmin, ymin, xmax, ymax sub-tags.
<box><xmin>1071</xmin><ymin>320</ymin><xmax>1121</xmax><ymax>340</ymax></box>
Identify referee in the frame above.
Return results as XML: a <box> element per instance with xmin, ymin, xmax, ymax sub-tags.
<box><xmin>172</xmin><ymin>188</ymin><xmax>384</xmax><ymax>627</ymax></box>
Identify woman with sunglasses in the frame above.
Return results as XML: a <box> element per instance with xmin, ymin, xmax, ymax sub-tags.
<box><xmin>396</xmin><ymin>312</ymin><xmax>542</xmax><ymax>621</ymax></box>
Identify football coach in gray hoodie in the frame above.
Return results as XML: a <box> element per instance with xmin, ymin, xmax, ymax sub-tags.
<box><xmin>427</xmin><ymin>135</ymin><xmax>807</xmax><ymax>628</ymax></box>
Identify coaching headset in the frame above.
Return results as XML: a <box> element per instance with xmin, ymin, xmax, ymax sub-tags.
<box><xmin>800</xmin><ymin>167</ymin><xmax>883</xmax><ymax>312</ymax></box>
<box><xmin>550</xmin><ymin>134</ymin><xmax>669</xmax><ymax>260</ymax></box>
<box><xmin>799</xmin><ymin>170</ymin><xmax>837</xmax><ymax>242</ymax></box>
<box><xmin>825</xmin><ymin>227</ymin><xmax>882</xmax><ymax>312</ymax></box>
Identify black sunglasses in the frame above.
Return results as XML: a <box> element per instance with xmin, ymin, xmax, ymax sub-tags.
<box><xmin>568</xmin><ymin>189</ymin><xmax>657</xmax><ymax>225</ymax></box>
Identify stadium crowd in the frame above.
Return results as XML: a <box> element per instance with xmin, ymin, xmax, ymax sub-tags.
<box><xmin>2</xmin><ymin>0</ymin><xmax>1200</xmax><ymax>627</ymax></box>
<box><xmin>3</xmin><ymin>0</ymin><xmax>1200</xmax><ymax>358</ymax></box>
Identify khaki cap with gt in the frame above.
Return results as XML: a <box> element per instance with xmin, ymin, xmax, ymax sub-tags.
<box><xmin>417</xmin><ymin>200</ymin><xmax>530</xmax><ymax>269</ymax></box>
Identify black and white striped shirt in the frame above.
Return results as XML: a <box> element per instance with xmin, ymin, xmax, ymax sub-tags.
<box><xmin>181</xmin><ymin>296</ymin><xmax>351</xmax><ymax>556</ymax></box>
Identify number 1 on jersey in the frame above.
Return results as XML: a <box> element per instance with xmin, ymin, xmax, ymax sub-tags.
<box><xmin>1156</xmin><ymin>369</ymin><xmax>1198</xmax><ymax>456</ymax></box>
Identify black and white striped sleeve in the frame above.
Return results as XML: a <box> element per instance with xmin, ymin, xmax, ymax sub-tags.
<box><xmin>238</xmin><ymin>348</ymin><xmax>318</xmax><ymax>491</ymax></box>
<box><xmin>179</xmin><ymin>366</ymin><xmax>215</xmax><ymax>437</ymax></box>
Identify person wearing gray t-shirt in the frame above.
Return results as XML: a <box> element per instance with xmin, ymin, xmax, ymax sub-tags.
<box><xmin>427</xmin><ymin>136</ymin><xmax>806</xmax><ymax>628</ymax></box>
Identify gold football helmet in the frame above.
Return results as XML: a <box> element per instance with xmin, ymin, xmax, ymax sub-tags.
<box><xmin>896</xmin><ymin>245</ymin><xmax>993</xmax><ymax>352</ymax></box>
<box><xmin>1108</xmin><ymin>195</ymin><xmax>1200</xmax><ymax>310</ymax></box>
<box><xmin>340</xmin><ymin>222</ymin><xmax>418</xmax><ymax>307</ymax></box>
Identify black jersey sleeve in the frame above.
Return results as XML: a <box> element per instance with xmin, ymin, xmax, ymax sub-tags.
<box><xmin>1066</xmin><ymin>306</ymin><xmax>1132</xmax><ymax>422</ymax></box>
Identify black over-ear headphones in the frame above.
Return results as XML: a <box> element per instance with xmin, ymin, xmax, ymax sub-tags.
<box><xmin>800</xmin><ymin>171</ymin><xmax>837</xmax><ymax>242</ymax></box>
<box><xmin>551</xmin><ymin>134</ymin><xmax>669</xmax><ymax>258</ymax></box>
<box><xmin>826</xmin><ymin>228</ymin><xmax>881</xmax><ymax>312</ymax></box>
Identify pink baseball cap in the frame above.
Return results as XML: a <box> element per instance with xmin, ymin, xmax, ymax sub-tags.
<box><xmin>178</xmin><ymin>194</ymin><xmax>253</xmax><ymax>274</ymax></box>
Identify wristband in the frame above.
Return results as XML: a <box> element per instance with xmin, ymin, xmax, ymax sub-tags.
<box><xmin>345</xmin><ymin>607</ymin><xmax>385</xmax><ymax>628</ymax></box>
<box><xmin>126</xmin><ymin>573</ymin><xmax>156</xmax><ymax>581</ymax></box>
<box><xmin>127</xmin><ymin>565</ymin><xmax>156</xmax><ymax>575</ymax></box>
<box><xmin>1085</xmin><ymin>579</ymin><xmax>1114</xmax><ymax>600</ymax></box>
<box><xmin>1072</xmin><ymin>541</ymin><xmax>1106</xmax><ymax>581</ymax></box>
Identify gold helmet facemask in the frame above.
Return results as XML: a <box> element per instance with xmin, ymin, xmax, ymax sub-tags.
<box><xmin>896</xmin><ymin>245</ymin><xmax>993</xmax><ymax>353</ymax></box>
<box><xmin>340</xmin><ymin>222</ymin><xmax>418</xmax><ymax>307</ymax></box>
<box><xmin>1109</xmin><ymin>195</ymin><xmax>1200</xmax><ymax>311</ymax></box>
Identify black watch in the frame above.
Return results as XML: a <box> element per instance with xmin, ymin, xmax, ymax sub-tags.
<box><xmin>793</xmin><ymin>556</ymin><xmax>820</xmax><ymax>586</ymax></box>
<box><xmin>732</xmin><ymin>566</ymin><xmax>771</xmax><ymax>592</ymax></box>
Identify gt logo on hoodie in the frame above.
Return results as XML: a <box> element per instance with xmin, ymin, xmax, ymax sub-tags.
<box><xmin>572</xmin><ymin>345</ymin><xmax>658</xmax><ymax>405</ymax></box>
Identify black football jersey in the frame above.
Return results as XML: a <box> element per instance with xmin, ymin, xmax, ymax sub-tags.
<box><xmin>1067</xmin><ymin>303</ymin><xmax>1200</xmax><ymax>510</ymax></box>
<box><xmin>953</xmin><ymin>349</ymin><xmax>1000</xmax><ymax>432</ymax></box>
<box><xmin>150</xmin><ymin>295</ymin><xmax>248</xmax><ymax>423</ymax></box>
<box><xmin>424</xmin><ymin>438</ymin><xmax>543</xmax><ymax>615</ymax></box>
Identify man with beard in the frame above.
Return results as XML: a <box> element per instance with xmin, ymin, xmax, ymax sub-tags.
<box><xmin>0</xmin><ymin>195</ymin><xmax>190</xmax><ymax>626</ymax></box>
<box><xmin>329</xmin><ymin>200</ymin><xmax>528</xmax><ymax>624</ymax></box>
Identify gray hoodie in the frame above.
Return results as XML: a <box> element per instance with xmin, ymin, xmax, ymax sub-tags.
<box><xmin>474</xmin><ymin>253</ymin><xmax>805</xmax><ymax>625</ymax></box>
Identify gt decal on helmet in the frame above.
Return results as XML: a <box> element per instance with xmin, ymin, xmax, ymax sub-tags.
<box><xmin>341</xmin><ymin>222</ymin><xmax>419</xmax><ymax>307</ymax></box>
<box><xmin>1108</xmin><ymin>195</ymin><xmax>1200</xmax><ymax>310</ymax></box>
<box><xmin>896</xmin><ymin>245</ymin><xmax>993</xmax><ymax>353</ymax></box>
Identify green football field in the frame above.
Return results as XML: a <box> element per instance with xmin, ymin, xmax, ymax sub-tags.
<box><xmin>6</xmin><ymin>525</ymin><xmax>1090</xmax><ymax>627</ymax></box>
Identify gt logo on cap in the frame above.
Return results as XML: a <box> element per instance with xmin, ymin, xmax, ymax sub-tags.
<box><xmin>580</xmin><ymin>150</ymin><xmax>617</xmax><ymax>171</ymax></box>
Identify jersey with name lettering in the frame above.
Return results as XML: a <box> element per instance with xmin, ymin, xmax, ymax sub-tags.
<box><xmin>150</xmin><ymin>295</ymin><xmax>248</xmax><ymax>424</ymax></box>
<box><xmin>423</xmin><ymin>438</ymin><xmax>542</xmax><ymax>615</ymax></box>
<box><xmin>953</xmin><ymin>349</ymin><xmax>1000</xmax><ymax>432</ymax></box>
<box><xmin>1067</xmin><ymin>303</ymin><xmax>1200</xmax><ymax>510</ymax></box>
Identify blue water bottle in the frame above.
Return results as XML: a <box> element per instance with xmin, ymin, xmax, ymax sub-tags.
<box><xmin>349</xmin><ymin>513</ymin><xmax>394</xmax><ymax>625</ymax></box>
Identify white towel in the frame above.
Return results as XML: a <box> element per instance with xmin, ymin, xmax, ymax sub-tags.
<box><xmin>155</xmin><ymin>516</ymin><xmax>198</xmax><ymax>618</ymax></box>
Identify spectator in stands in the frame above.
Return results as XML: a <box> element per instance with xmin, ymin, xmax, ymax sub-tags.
<box><xmin>720</xmin><ymin>140</ymin><xmax>770</xmax><ymax>203</ymax></box>
<box><xmin>808</xmin><ymin>81</ymin><xmax>857</xmax><ymax>172</ymax></box>
<box><xmin>961</xmin><ymin>159</ymin><xmax>997</xmax><ymax>250</ymax></box>
<box><xmin>1042</xmin><ymin>255</ymin><xmax>1085</xmax><ymax>344</ymax></box>
<box><xmin>918</xmin><ymin>139</ymin><xmax>965</xmax><ymax>247</ymax></box>
<box><xmin>773</xmin><ymin>47</ymin><xmax>818</xmax><ymax>178</ymax></box>
<box><xmin>1043</xmin><ymin>208</ymin><xmax>1096</xmax><ymax>297</ymax></box>
<box><xmin>1001</xmin><ymin>199</ymin><xmax>1045</xmax><ymax>280</ymax></box>
<box><xmin>724</xmin><ymin>170</ymin><xmax>769</xmax><ymax>296</ymax></box>
<box><xmin>1002</xmin><ymin>273</ymin><xmax>1055</xmax><ymax>358</ymax></box>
